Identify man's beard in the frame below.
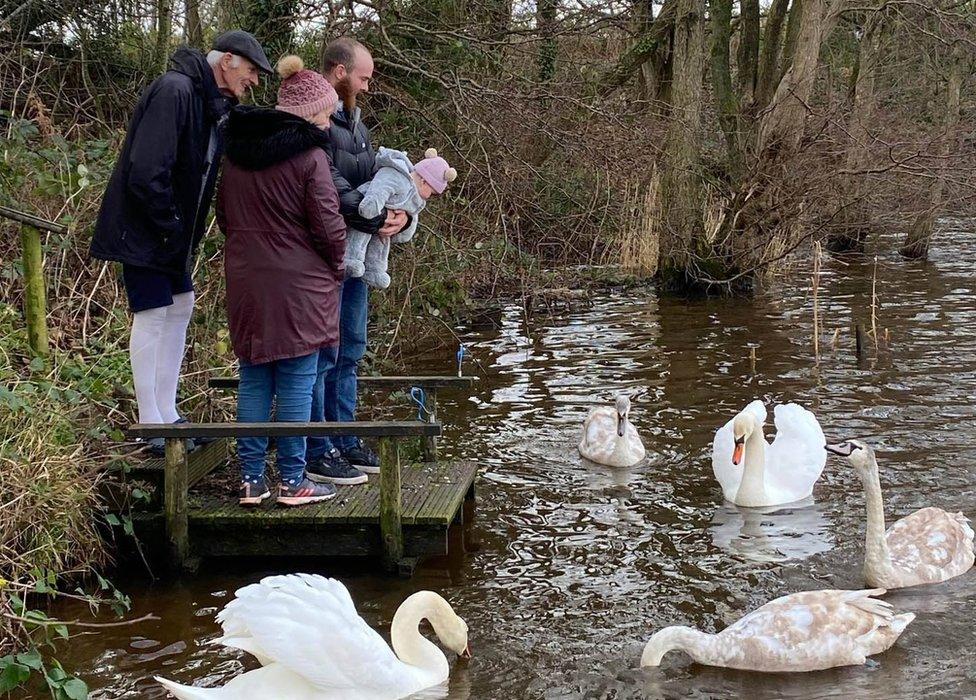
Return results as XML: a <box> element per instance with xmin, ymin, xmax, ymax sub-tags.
<box><xmin>335</xmin><ymin>76</ymin><xmax>356</xmax><ymax>114</ymax></box>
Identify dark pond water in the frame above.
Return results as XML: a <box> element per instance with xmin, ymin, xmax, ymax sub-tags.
<box><xmin>41</xmin><ymin>229</ymin><xmax>976</xmax><ymax>699</ymax></box>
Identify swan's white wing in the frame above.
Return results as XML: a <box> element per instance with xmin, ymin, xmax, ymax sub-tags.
<box><xmin>214</xmin><ymin>573</ymin><xmax>326</xmax><ymax>664</ymax></box>
<box><xmin>216</xmin><ymin>575</ymin><xmax>403</xmax><ymax>693</ymax></box>
<box><xmin>711</xmin><ymin>401</ymin><xmax>767</xmax><ymax>500</ymax></box>
<box><xmin>765</xmin><ymin>403</ymin><xmax>825</xmax><ymax>501</ymax></box>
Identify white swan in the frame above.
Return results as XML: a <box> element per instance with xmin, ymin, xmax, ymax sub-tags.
<box><xmin>641</xmin><ymin>588</ymin><xmax>914</xmax><ymax>672</ymax></box>
<box><xmin>579</xmin><ymin>395</ymin><xmax>646</xmax><ymax>467</ymax></box>
<box><xmin>826</xmin><ymin>439</ymin><xmax>975</xmax><ymax>589</ymax></box>
<box><xmin>156</xmin><ymin>574</ymin><xmax>470</xmax><ymax>700</ymax></box>
<box><xmin>711</xmin><ymin>400</ymin><xmax>825</xmax><ymax>507</ymax></box>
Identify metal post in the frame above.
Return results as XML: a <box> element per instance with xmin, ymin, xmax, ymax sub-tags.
<box><xmin>422</xmin><ymin>388</ymin><xmax>438</xmax><ymax>462</ymax></box>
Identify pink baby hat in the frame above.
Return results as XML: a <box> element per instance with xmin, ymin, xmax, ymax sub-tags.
<box><xmin>414</xmin><ymin>148</ymin><xmax>458</xmax><ymax>194</ymax></box>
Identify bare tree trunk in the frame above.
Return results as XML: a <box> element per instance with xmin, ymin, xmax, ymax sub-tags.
<box><xmin>901</xmin><ymin>43</ymin><xmax>965</xmax><ymax>259</ymax></box>
<box><xmin>658</xmin><ymin>0</ymin><xmax>706</xmax><ymax>288</ymax></box>
<box><xmin>154</xmin><ymin>0</ymin><xmax>173</xmax><ymax>74</ymax></box>
<box><xmin>780</xmin><ymin>0</ymin><xmax>804</xmax><ymax>81</ymax></box>
<box><xmin>828</xmin><ymin>8</ymin><xmax>884</xmax><ymax>253</ymax></box>
<box><xmin>736</xmin><ymin>0</ymin><xmax>760</xmax><ymax>103</ymax></box>
<box><xmin>636</xmin><ymin>0</ymin><xmax>674</xmax><ymax>105</ymax></box>
<box><xmin>598</xmin><ymin>0</ymin><xmax>677</xmax><ymax>98</ymax></box>
<box><xmin>186</xmin><ymin>0</ymin><xmax>203</xmax><ymax>48</ymax></box>
<box><xmin>754</xmin><ymin>0</ymin><xmax>789</xmax><ymax>110</ymax></box>
<box><xmin>758</xmin><ymin>0</ymin><xmax>843</xmax><ymax>158</ymax></box>
<box><xmin>709</xmin><ymin>0</ymin><xmax>742</xmax><ymax>175</ymax></box>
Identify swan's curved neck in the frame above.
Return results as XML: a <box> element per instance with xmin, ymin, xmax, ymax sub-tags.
<box><xmin>859</xmin><ymin>458</ymin><xmax>893</xmax><ymax>574</ymax></box>
<box><xmin>735</xmin><ymin>428</ymin><xmax>768</xmax><ymax>506</ymax></box>
<box><xmin>642</xmin><ymin>626</ymin><xmax>714</xmax><ymax>666</ymax></box>
<box><xmin>390</xmin><ymin>591</ymin><xmax>451</xmax><ymax>677</ymax></box>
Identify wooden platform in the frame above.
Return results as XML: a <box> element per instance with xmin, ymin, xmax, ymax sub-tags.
<box><xmin>129</xmin><ymin>459</ymin><xmax>477</xmax><ymax>562</ymax></box>
<box><xmin>117</xmin><ymin>375</ymin><xmax>480</xmax><ymax>573</ymax></box>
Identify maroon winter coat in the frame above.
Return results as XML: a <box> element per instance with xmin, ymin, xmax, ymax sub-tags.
<box><xmin>216</xmin><ymin>106</ymin><xmax>346</xmax><ymax>365</ymax></box>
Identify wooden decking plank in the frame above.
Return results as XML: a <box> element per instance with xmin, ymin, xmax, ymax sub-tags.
<box><xmin>321</xmin><ymin>488</ymin><xmax>364</xmax><ymax>524</ymax></box>
<box><xmin>414</xmin><ymin>482</ymin><xmax>450</xmax><ymax>524</ymax></box>
<box><xmin>401</xmin><ymin>463</ymin><xmax>446</xmax><ymax>522</ymax></box>
<box><xmin>414</xmin><ymin>461</ymin><xmax>478</xmax><ymax>525</ymax></box>
<box><xmin>348</xmin><ymin>484</ymin><xmax>381</xmax><ymax>523</ymax></box>
<box><xmin>421</xmin><ymin>487</ymin><xmax>457</xmax><ymax>525</ymax></box>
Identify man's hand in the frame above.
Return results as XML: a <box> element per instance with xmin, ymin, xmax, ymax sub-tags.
<box><xmin>378</xmin><ymin>209</ymin><xmax>408</xmax><ymax>238</ymax></box>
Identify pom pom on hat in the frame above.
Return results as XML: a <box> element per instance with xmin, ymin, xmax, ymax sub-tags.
<box><xmin>277</xmin><ymin>54</ymin><xmax>305</xmax><ymax>80</ymax></box>
<box><xmin>414</xmin><ymin>147</ymin><xmax>457</xmax><ymax>195</ymax></box>
<box><xmin>275</xmin><ymin>55</ymin><xmax>338</xmax><ymax>118</ymax></box>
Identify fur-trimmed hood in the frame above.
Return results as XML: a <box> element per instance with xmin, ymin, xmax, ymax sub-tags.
<box><xmin>224</xmin><ymin>105</ymin><xmax>331</xmax><ymax>171</ymax></box>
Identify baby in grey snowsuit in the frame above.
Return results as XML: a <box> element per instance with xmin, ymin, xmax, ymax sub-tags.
<box><xmin>348</xmin><ymin>147</ymin><xmax>457</xmax><ymax>288</ymax></box>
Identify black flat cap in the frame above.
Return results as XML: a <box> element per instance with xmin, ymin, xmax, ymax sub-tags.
<box><xmin>212</xmin><ymin>30</ymin><xmax>273</xmax><ymax>74</ymax></box>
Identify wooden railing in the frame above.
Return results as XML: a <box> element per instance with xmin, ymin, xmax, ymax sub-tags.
<box><xmin>126</xmin><ymin>420</ymin><xmax>441</xmax><ymax>572</ymax></box>
<box><xmin>208</xmin><ymin>375</ymin><xmax>476</xmax><ymax>461</ymax></box>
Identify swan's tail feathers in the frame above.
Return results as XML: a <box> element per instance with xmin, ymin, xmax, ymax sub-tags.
<box><xmin>890</xmin><ymin>612</ymin><xmax>916</xmax><ymax>636</ymax></box>
<box><xmin>857</xmin><ymin>607</ymin><xmax>914</xmax><ymax>658</ymax></box>
<box><xmin>844</xmin><ymin>589</ymin><xmax>893</xmax><ymax>621</ymax></box>
<box><xmin>155</xmin><ymin>676</ymin><xmax>216</xmax><ymax>700</ymax></box>
<box><xmin>954</xmin><ymin>512</ymin><xmax>975</xmax><ymax>542</ymax></box>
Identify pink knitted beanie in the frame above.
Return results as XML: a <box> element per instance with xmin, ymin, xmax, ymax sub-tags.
<box><xmin>275</xmin><ymin>55</ymin><xmax>338</xmax><ymax>118</ymax></box>
<box><xmin>414</xmin><ymin>148</ymin><xmax>458</xmax><ymax>195</ymax></box>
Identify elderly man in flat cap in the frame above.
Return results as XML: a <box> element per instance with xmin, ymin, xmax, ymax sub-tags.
<box><xmin>91</xmin><ymin>31</ymin><xmax>272</xmax><ymax>454</ymax></box>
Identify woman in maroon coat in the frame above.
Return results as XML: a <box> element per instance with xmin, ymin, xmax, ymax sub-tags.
<box><xmin>216</xmin><ymin>56</ymin><xmax>346</xmax><ymax>507</ymax></box>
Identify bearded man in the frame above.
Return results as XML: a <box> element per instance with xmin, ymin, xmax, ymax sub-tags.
<box><xmin>304</xmin><ymin>37</ymin><xmax>409</xmax><ymax>484</ymax></box>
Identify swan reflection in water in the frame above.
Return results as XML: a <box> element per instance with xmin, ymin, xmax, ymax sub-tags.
<box><xmin>583</xmin><ymin>455</ymin><xmax>664</xmax><ymax>529</ymax></box>
<box><xmin>708</xmin><ymin>498</ymin><xmax>834</xmax><ymax>563</ymax></box>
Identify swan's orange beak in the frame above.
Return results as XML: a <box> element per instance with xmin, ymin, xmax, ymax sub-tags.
<box><xmin>460</xmin><ymin>644</ymin><xmax>471</xmax><ymax>659</ymax></box>
<box><xmin>732</xmin><ymin>436</ymin><xmax>745</xmax><ymax>465</ymax></box>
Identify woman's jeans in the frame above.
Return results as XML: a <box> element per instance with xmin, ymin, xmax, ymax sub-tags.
<box><xmin>237</xmin><ymin>351</ymin><xmax>318</xmax><ymax>484</ymax></box>
<box><xmin>308</xmin><ymin>277</ymin><xmax>368</xmax><ymax>459</ymax></box>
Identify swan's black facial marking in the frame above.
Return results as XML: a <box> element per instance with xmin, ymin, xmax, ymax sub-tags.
<box><xmin>824</xmin><ymin>441</ymin><xmax>860</xmax><ymax>457</ymax></box>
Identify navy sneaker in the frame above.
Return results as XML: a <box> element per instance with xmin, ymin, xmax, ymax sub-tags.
<box><xmin>307</xmin><ymin>449</ymin><xmax>368</xmax><ymax>485</ymax></box>
<box><xmin>239</xmin><ymin>478</ymin><xmax>271</xmax><ymax>507</ymax></box>
<box><xmin>176</xmin><ymin>417</ymin><xmax>213</xmax><ymax>450</ymax></box>
<box><xmin>277</xmin><ymin>477</ymin><xmax>336</xmax><ymax>507</ymax></box>
<box><xmin>340</xmin><ymin>439</ymin><xmax>380</xmax><ymax>474</ymax></box>
<box><xmin>139</xmin><ymin>437</ymin><xmax>165</xmax><ymax>457</ymax></box>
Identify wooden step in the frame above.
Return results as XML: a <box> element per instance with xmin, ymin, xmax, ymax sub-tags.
<box><xmin>103</xmin><ymin>438</ymin><xmax>229</xmax><ymax>490</ymax></box>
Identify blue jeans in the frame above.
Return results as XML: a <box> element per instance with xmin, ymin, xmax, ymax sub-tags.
<box><xmin>309</xmin><ymin>277</ymin><xmax>368</xmax><ymax>457</ymax></box>
<box><xmin>237</xmin><ymin>351</ymin><xmax>318</xmax><ymax>483</ymax></box>
<box><xmin>307</xmin><ymin>345</ymin><xmax>338</xmax><ymax>459</ymax></box>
